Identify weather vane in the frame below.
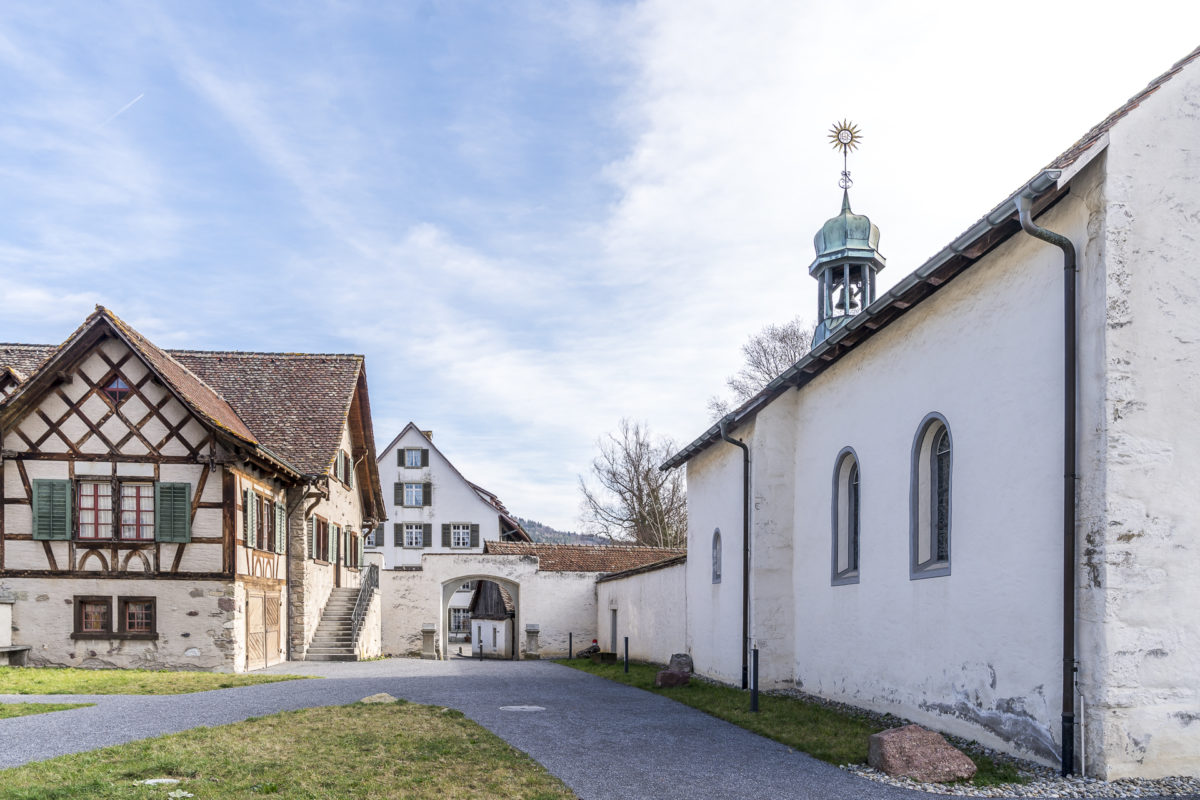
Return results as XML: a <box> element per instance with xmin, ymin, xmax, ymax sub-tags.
<box><xmin>827</xmin><ymin>119</ymin><xmax>863</xmax><ymax>190</ymax></box>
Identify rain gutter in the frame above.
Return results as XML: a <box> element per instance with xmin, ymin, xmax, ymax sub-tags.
<box><xmin>1015</xmin><ymin>192</ymin><xmax>1079</xmax><ymax>776</ymax></box>
<box><xmin>719</xmin><ymin>418</ymin><xmax>750</xmax><ymax>690</ymax></box>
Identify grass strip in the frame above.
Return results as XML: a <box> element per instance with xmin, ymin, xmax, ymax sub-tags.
<box><xmin>0</xmin><ymin>666</ymin><xmax>307</xmax><ymax>696</ymax></box>
<box><xmin>0</xmin><ymin>701</ymin><xmax>577</xmax><ymax>800</ymax></box>
<box><xmin>555</xmin><ymin>659</ymin><xmax>1024</xmax><ymax>787</ymax></box>
<box><xmin>0</xmin><ymin>702</ymin><xmax>93</xmax><ymax>719</ymax></box>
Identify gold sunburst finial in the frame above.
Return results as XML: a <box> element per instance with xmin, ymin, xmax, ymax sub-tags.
<box><xmin>827</xmin><ymin>119</ymin><xmax>862</xmax><ymax>154</ymax></box>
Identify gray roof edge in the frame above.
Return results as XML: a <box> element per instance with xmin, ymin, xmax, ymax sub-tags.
<box><xmin>660</xmin><ymin>166</ymin><xmax>1067</xmax><ymax>472</ymax></box>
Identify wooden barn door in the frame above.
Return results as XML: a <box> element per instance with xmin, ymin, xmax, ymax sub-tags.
<box><xmin>264</xmin><ymin>595</ymin><xmax>282</xmax><ymax>668</ymax></box>
<box><xmin>246</xmin><ymin>594</ymin><xmax>266</xmax><ymax>671</ymax></box>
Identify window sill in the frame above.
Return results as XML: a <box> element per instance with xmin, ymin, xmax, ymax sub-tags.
<box><xmin>831</xmin><ymin>572</ymin><xmax>860</xmax><ymax>586</ymax></box>
<box><xmin>910</xmin><ymin>563</ymin><xmax>950</xmax><ymax>580</ymax></box>
<box><xmin>71</xmin><ymin>632</ymin><xmax>159</xmax><ymax>641</ymax></box>
<box><xmin>312</xmin><ymin>559</ymin><xmax>331</xmax><ymax>566</ymax></box>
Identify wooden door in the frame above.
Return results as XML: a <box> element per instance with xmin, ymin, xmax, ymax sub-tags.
<box><xmin>264</xmin><ymin>595</ymin><xmax>281</xmax><ymax>667</ymax></box>
<box><xmin>246</xmin><ymin>594</ymin><xmax>266</xmax><ymax>671</ymax></box>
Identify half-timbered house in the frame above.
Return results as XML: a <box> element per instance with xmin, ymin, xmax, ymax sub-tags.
<box><xmin>0</xmin><ymin>307</ymin><xmax>385</xmax><ymax>671</ymax></box>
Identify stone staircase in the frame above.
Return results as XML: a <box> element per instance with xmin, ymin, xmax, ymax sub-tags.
<box><xmin>306</xmin><ymin>587</ymin><xmax>362</xmax><ymax>662</ymax></box>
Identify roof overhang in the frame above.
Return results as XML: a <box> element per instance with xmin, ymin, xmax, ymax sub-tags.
<box><xmin>662</xmin><ymin>159</ymin><xmax>1100</xmax><ymax>471</ymax></box>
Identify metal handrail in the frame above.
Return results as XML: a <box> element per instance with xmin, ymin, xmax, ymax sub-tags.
<box><xmin>350</xmin><ymin>563</ymin><xmax>378</xmax><ymax>648</ymax></box>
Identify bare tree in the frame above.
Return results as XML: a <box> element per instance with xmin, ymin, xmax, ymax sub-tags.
<box><xmin>708</xmin><ymin>316</ymin><xmax>813</xmax><ymax>419</ymax></box>
<box><xmin>578</xmin><ymin>419</ymin><xmax>687</xmax><ymax>548</ymax></box>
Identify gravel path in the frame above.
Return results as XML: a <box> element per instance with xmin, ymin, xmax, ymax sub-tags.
<box><xmin>0</xmin><ymin>658</ymin><xmax>1195</xmax><ymax>800</ymax></box>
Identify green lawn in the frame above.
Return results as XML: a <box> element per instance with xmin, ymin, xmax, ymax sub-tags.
<box><xmin>556</xmin><ymin>659</ymin><xmax>1024</xmax><ymax>787</ymax></box>
<box><xmin>0</xmin><ymin>701</ymin><xmax>576</xmax><ymax>800</ymax></box>
<box><xmin>0</xmin><ymin>702</ymin><xmax>93</xmax><ymax>719</ymax></box>
<box><xmin>0</xmin><ymin>667</ymin><xmax>307</xmax><ymax>695</ymax></box>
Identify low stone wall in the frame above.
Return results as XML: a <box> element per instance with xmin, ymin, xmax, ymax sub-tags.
<box><xmin>355</xmin><ymin>589</ymin><xmax>382</xmax><ymax>660</ymax></box>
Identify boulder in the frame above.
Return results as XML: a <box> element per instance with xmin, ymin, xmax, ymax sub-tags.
<box><xmin>360</xmin><ymin>693</ymin><xmax>399</xmax><ymax>704</ymax></box>
<box><xmin>654</xmin><ymin>669</ymin><xmax>690</xmax><ymax>688</ymax></box>
<box><xmin>668</xmin><ymin>653</ymin><xmax>693</xmax><ymax>674</ymax></box>
<box><xmin>868</xmin><ymin>725</ymin><xmax>977</xmax><ymax>783</ymax></box>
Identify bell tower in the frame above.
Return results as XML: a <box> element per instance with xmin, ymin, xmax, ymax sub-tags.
<box><xmin>810</xmin><ymin>121</ymin><xmax>885</xmax><ymax>345</ymax></box>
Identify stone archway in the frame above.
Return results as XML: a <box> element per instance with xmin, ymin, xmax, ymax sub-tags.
<box><xmin>440</xmin><ymin>574</ymin><xmax>520</xmax><ymax>660</ymax></box>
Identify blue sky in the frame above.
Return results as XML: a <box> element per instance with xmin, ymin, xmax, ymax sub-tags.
<box><xmin>1</xmin><ymin>2</ymin><xmax>1197</xmax><ymax>530</ymax></box>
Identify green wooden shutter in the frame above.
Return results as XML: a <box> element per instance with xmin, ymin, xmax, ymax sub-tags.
<box><xmin>394</xmin><ymin>483</ymin><xmax>403</xmax><ymax>506</ymax></box>
<box><xmin>423</xmin><ymin>482</ymin><xmax>432</xmax><ymax>507</ymax></box>
<box><xmin>358</xmin><ymin>532</ymin><xmax>364</xmax><ymax>566</ymax></box>
<box><xmin>275</xmin><ymin>501</ymin><xmax>287</xmax><ymax>554</ymax></box>
<box><xmin>397</xmin><ymin>448</ymin><xmax>403</xmax><ymax>466</ymax></box>
<box><xmin>469</xmin><ymin>523</ymin><xmax>480</xmax><ymax>548</ymax></box>
<box><xmin>420</xmin><ymin>448</ymin><xmax>430</xmax><ymax>467</ymax></box>
<box><xmin>441</xmin><ymin>524</ymin><xmax>451</xmax><ymax>548</ymax></box>
<box><xmin>422</xmin><ymin>523</ymin><xmax>432</xmax><ymax>548</ymax></box>
<box><xmin>346</xmin><ymin>455</ymin><xmax>354</xmax><ymax>488</ymax></box>
<box><xmin>32</xmin><ymin>479</ymin><xmax>72</xmax><ymax>541</ymax></box>
<box><xmin>393</xmin><ymin>523</ymin><xmax>402</xmax><ymax>547</ymax></box>
<box><xmin>308</xmin><ymin>517</ymin><xmax>316</xmax><ymax>558</ymax></box>
<box><xmin>154</xmin><ymin>482</ymin><xmax>192</xmax><ymax>543</ymax></box>
<box><xmin>332</xmin><ymin>524</ymin><xmax>340</xmax><ymax>563</ymax></box>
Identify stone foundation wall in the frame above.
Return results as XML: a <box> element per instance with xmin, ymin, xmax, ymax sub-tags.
<box><xmin>0</xmin><ymin>577</ymin><xmax>237</xmax><ymax>671</ymax></box>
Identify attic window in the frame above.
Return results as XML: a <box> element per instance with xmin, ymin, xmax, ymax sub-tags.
<box><xmin>103</xmin><ymin>376</ymin><xmax>131</xmax><ymax>404</ymax></box>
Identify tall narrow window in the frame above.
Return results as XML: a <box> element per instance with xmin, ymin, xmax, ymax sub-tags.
<box><xmin>711</xmin><ymin>529</ymin><xmax>722</xmax><ymax>584</ymax></box>
<box><xmin>911</xmin><ymin>414</ymin><xmax>952</xmax><ymax>579</ymax></box>
<box><xmin>831</xmin><ymin>448</ymin><xmax>861</xmax><ymax>585</ymax></box>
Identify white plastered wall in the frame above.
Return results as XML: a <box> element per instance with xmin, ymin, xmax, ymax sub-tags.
<box><xmin>372</xmin><ymin>426</ymin><xmax>506</xmax><ymax>568</ymax></box>
<box><xmin>597</xmin><ymin>560</ymin><xmax>686</xmax><ymax>664</ymax></box>
<box><xmin>1079</xmin><ymin>54</ymin><xmax>1200</xmax><ymax>779</ymax></box>
<box><xmin>377</xmin><ymin>552</ymin><xmax>599</xmax><ymax>659</ymax></box>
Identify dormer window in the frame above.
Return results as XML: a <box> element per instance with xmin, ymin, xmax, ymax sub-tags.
<box><xmin>103</xmin><ymin>376</ymin><xmax>131</xmax><ymax>405</ymax></box>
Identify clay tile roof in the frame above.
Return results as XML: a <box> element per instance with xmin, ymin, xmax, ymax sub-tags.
<box><xmin>0</xmin><ymin>344</ymin><xmax>55</xmax><ymax>379</ymax></box>
<box><xmin>168</xmin><ymin>350</ymin><xmax>364</xmax><ymax>476</ymax></box>
<box><xmin>1048</xmin><ymin>44</ymin><xmax>1200</xmax><ymax>173</ymax></box>
<box><xmin>483</xmin><ymin>541</ymin><xmax>686</xmax><ymax>573</ymax></box>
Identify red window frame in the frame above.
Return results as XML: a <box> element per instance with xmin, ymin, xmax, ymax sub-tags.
<box><xmin>102</xmin><ymin>374</ymin><xmax>132</xmax><ymax>405</ymax></box>
<box><xmin>77</xmin><ymin>481</ymin><xmax>109</xmax><ymax>540</ymax></box>
<box><xmin>119</xmin><ymin>483</ymin><xmax>154</xmax><ymax>541</ymax></box>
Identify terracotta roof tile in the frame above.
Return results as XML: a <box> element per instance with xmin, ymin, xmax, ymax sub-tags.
<box><xmin>483</xmin><ymin>541</ymin><xmax>686</xmax><ymax>572</ymax></box>
<box><xmin>170</xmin><ymin>350</ymin><xmax>363</xmax><ymax>475</ymax></box>
<box><xmin>1</xmin><ymin>309</ymin><xmax>367</xmax><ymax>479</ymax></box>
<box><xmin>0</xmin><ymin>344</ymin><xmax>55</xmax><ymax>379</ymax></box>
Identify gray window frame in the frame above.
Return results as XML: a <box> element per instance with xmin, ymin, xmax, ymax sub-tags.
<box><xmin>909</xmin><ymin>412</ymin><xmax>952</xmax><ymax>580</ymax></box>
<box><xmin>831</xmin><ymin>446</ymin><xmax>861</xmax><ymax>586</ymax></box>
<box><xmin>404</xmin><ymin>448</ymin><xmax>423</xmax><ymax>468</ymax></box>
<box><xmin>403</xmin><ymin>523</ymin><xmax>424</xmax><ymax>549</ymax></box>
<box><xmin>402</xmin><ymin>482</ymin><xmax>424</xmax><ymax>507</ymax></box>
<box><xmin>711</xmin><ymin>528</ymin><xmax>722</xmax><ymax>584</ymax></box>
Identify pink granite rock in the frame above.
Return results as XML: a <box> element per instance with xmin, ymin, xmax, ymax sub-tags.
<box><xmin>654</xmin><ymin>669</ymin><xmax>690</xmax><ymax>688</ymax></box>
<box><xmin>867</xmin><ymin>724</ymin><xmax>977</xmax><ymax>783</ymax></box>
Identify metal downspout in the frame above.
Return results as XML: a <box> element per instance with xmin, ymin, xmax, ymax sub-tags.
<box><xmin>719</xmin><ymin>418</ymin><xmax>750</xmax><ymax>691</ymax></box>
<box><xmin>1016</xmin><ymin>194</ymin><xmax>1078</xmax><ymax>776</ymax></box>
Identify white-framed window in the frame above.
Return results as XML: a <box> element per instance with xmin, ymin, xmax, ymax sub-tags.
<box><xmin>451</xmin><ymin>524</ymin><xmax>471</xmax><ymax>548</ymax></box>
<box><xmin>403</xmin><ymin>483</ymin><xmax>423</xmax><ymax>506</ymax></box>
<box><xmin>832</xmin><ymin>448</ymin><xmax>860</xmax><ymax>585</ymax></box>
<box><xmin>711</xmin><ymin>528</ymin><xmax>722</xmax><ymax>584</ymax></box>
<box><xmin>404</xmin><ymin>448</ymin><xmax>423</xmax><ymax>468</ymax></box>
<box><xmin>449</xmin><ymin>608</ymin><xmax>469</xmax><ymax>633</ymax></box>
<box><xmin>404</xmin><ymin>523</ymin><xmax>424</xmax><ymax>548</ymax></box>
<box><xmin>911</xmin><ymin>414</ymin><xmax>952</xmax><ymax>579</ymax></box>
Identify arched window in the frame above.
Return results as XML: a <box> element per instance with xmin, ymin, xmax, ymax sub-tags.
<box><xmin>831</xmin><ymin>448</ymin><xmax>860</xmax><ymax>585</ymax></box>
<box><xmin>711</xmin><ymin>528</ymin><xmax>722</xmax><ymax>584</ymax></box>
<box><xmin>911</xmin><ymin>413</ymin><xmax>952</xmax><ymax>579</ymax></box>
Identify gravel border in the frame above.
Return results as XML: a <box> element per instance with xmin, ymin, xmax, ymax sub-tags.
<box><xmin>769</xmin><ymin>688</ymin><xmax>1200</xmax><ymax>799</ymax></box>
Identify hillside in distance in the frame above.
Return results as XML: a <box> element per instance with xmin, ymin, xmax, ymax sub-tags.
<box><xmin>518</xmin><ymin>518</ymin><xmax>612</xmax><ymax>546</ymax></box>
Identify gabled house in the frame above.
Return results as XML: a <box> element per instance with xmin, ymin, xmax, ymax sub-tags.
<box><xmin>371</xmin><ymin>422</ymin><xmax>530</xmax><ymax>643</ymax></box>
<box><xmin>0</xmin><ymin>307</ymin><xmax>385</xmax><ymax>671</ymax></box>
